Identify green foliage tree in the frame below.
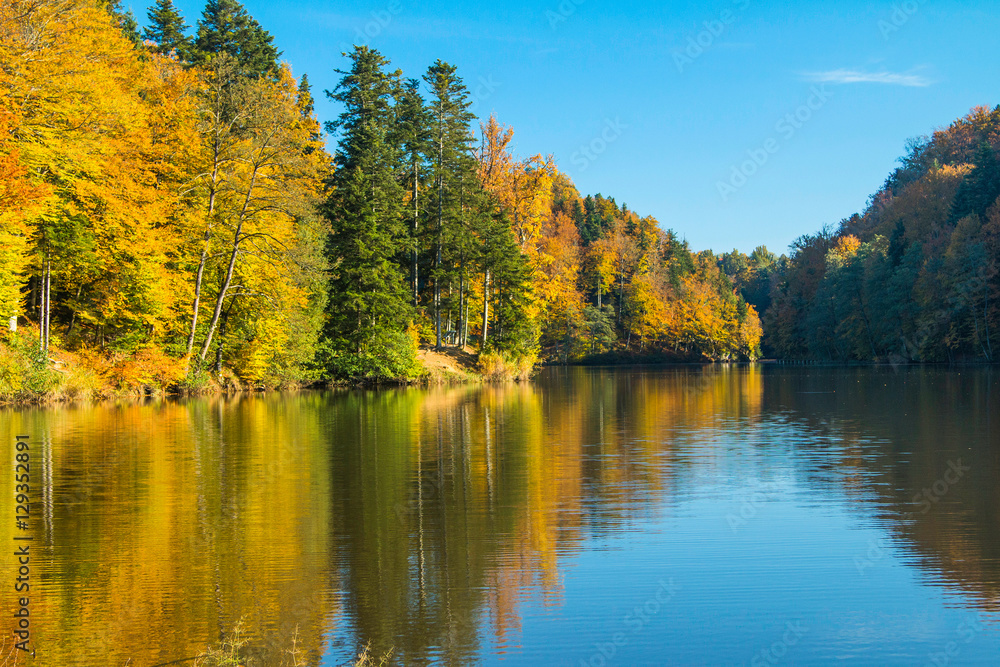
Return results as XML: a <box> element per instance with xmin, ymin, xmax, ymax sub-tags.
<box><xmin>321</xmin><ymin>46</ymin><xmax>417</xmax><ymax>381</ymax></box>
<box><xmin>476</xmin><ymin>206</ymin><xmax>536</xmax><ymax>355</ymax></box>
<box><xmin>107</xmin><ymin>0</ymin><xmax>141</xmax><ymax>46</ymax></box>
<box><xmin>423</xmin><ymin>60</ymin><xmax>478</xmax><ymax>350</ymax></box>
<box><xmin>392</xmin><ymin>78</ymin><xmax>430</xmax><ymax>307</ymax></box>
<box><xmin>763</xmin><ymin>106</ymin><xmax>1000</xmax><ymax>363</ymax></box>
<box><xmin>951</xmin><ymin>142</ymin><xmax>1000</xmax><ymax>222</ymax></box>
<box><xmin>297</xmin><ymin>72</ymin><xmax>314</xmax><ymax>118</ymax></box>
<box><xmin>580</xmin><ymin>305</ymin><xmax>616</xmax><ymax>354</ymax></box>
<box><xmin>144</xmin><ymin>0</ymin><xmax>192</xmax><ymax>57</ymax></box>
<box><xmin>193</xmin><ymin>0</ymin><xmax>280</xmax><ymax>77</ymax></box>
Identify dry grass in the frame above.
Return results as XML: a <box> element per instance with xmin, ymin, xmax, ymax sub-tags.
<box><xmin>0</xmin><ymin>327</ymin><xmax>246</xmax><ymax>404</ymax></box>
<box><xmin>418</xmin><ymin>345</ymin><xmax>480</xmax><ymax>383</ymax></box>
<box><xmin>353</xmin><ymin>640</ymin><xmax>394</xmax><ymax>666</ymax></box>
<box><xmin>194</xmin><ymin>617</ymin><xmax>250</xmax><ymax>667</ymax></box>
<box><xmin>478</xmin><ymin>351</ymin><xmax>537</xmax><ymax>382</ymax></box>
<box><xmin>190</xmin><ymin>620</ymin><xmax>391</xmax><ymax>667</ymax></box>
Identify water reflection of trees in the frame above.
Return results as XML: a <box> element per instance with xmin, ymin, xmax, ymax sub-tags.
<box><xmin>0</xmin><ymin>395</ymin><xmax>337</xmax><ymax>666</ymax></box>
<box><xmin>8</xmin><ymin>368</ymin><xmax>996</xmax><ymax>665</ymax></box>
<box><xmin>0</xmin><ymin>367</ymin><xmax>766</xmax><ymax>665</ymax></box>
<box><xmin>760</xmin><ymin>367</ymin><xmax>1000</xmax><ymax>615</ymax></box>
<box><xmin>326</xmin><ymin>366</ymin><xmax>765</xmax><ymax>664</ymax></box>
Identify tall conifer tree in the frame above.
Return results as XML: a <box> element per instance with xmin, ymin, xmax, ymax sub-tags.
<box><xmin>193</xmin><ymin>0</ymin><xmax>279</xmax><ymax>77</ymax></box>
<box><xmin>143</xmin><ymin>0</ymin><xmax>192</xmax><ymax>57</ymax></box>
<box><xmin>107</xmin><ymin>0</ymin><xmax>141</xmax><ymax>45</ymax></box>
<box><xmin>322</xmin><ymin>46</ymin><xmax>415</xmax><ymax>380</ymax></box>
<box><xmin>393</xmin><ymin>78</ymin><xmax>431</xmax><ymax>307</ymax></box>
<box><xmin>297</xmin><ymin>72</ymin><xmax>315</xmax><ymax>118</ymax></box>
<box><xmin>423</xmin><ymin>60</ymin><xmax>477</xmax><ymax>349</ymax></box>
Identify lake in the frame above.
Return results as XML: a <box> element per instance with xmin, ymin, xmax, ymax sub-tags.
<box><xmin>2</xmin><ymin>366</ymin><xmax>999</xmax><ymax>665</ymax></box>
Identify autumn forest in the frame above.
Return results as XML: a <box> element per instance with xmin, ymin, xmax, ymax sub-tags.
<box><xmin>1</xmin><ymin>0</ymin><xmax>998</xmax><ymax>400</ymax></box>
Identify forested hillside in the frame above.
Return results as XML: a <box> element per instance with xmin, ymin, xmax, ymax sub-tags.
<box><xmin>721</xmin><ymin>106</ymin><xmax>1000</xmax><ymax>363</ymax></box>
<box><xmin>3</xmin><ymin>0</ymin><xmax>996</xmax><ymax>402</ymax></box>
<box><xmin>0</xmin><ymin>0</ymin><xmax>762</xmax><ymax>398</ymax></box>
<box><xmin>14</xmin><ymin>1</ymin><xmax>994</xmax><ymax>400</ymax></box>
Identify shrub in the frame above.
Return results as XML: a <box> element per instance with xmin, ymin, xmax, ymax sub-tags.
<box><xmin>321</xmin><ymin>330</ymin><xmax>422</xmax><ymax>383</ymax></box>
<box><xmin>105</xmin><ymin>346</ymin><xmax>186</xmax><ymax>393</ymax></box>
<box><xmin>479</xmin><ymin>350</ymin><xmax>537</xmax><ymax>382</ymax></box>
<box><xmin>0</xmin><ymin>328</ymin><xmax>60</xmax><ymax>402</ymax></box>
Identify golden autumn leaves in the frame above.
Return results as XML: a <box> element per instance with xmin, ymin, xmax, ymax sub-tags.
<box><xmin>1</xmin><ymin>0</ymin><xmax>761</xmax><ymax>397</ymax></box>
<box><xmin>1</xmin><ymin>0</ymin><xmax>325</xmax><ymax>387</ymax></box>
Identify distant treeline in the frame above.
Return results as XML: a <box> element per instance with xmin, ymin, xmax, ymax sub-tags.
<box><xmin>719</xmin><ymin>106</ymin><xmax>1000</xmax><ymax>362</ymax></box>
<box><xmin>1</xmin><ymin>0</ymin><xmax>762</xmax><ymax>397</ymax></box>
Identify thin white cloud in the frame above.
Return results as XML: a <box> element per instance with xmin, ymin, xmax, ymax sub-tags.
<box><xmin>802</xmin><ymin>68</ymin><xmax>933</xmax><ymax>87</ymax></box>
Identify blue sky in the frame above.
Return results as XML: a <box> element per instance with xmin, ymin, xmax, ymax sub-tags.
<box><xmin>142</xmin><ymin>0</ymin><xmax>1000</xmax><ymax>254</ymax></box>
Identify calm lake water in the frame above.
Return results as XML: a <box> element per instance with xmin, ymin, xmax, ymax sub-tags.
<box><xmin>2</xmin><ymin>366</ymin><xmax>999</xmax><ymax>665</ymax></box>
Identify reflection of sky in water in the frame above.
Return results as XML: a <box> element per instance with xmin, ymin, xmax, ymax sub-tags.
<box><xmin>510</xmin><ymin>476</ymin><xmax>998</xmax><ymax>665</ymax></box>
<box><xmin>333</xmin><ymin>367</ymin><xmax>1000</xmax><ymax>665</ymax></box>
<box><xmin>437</xmin><ymin>398</ymin><xmax>1000</xmax><ymax>665</ymax></box>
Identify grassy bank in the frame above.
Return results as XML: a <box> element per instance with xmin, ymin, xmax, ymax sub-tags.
<box><xmin>0</xmin><ymin>329</ymin><xmax>538</xmax><ymax>406</ymax></box>
<box><xmin>0</xmin><ymin>327</ymin><xmax>297</xmax><ymax>405</ymax></box>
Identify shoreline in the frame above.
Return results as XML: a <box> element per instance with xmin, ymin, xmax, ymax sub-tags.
<box><xmin>4</xmin><ymin>356</ymin><xmax>996</xmax><ymax>409</ymax></box>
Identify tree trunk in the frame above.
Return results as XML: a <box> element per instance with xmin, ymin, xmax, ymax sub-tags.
<box><xmin>446</xmin><ymin>282</ymin><xmax>453</xmax><ymax>342</ymax></box>
<box><xmin>617</xmin><ymin>270</ymin><xmax>625</xmax><ymax>325</ymax></box>
<box><xmin>213</xmin><ymin>298</ymin><xmax>235</xmax><ymax>373</ymax></box>
<box><xmin>42</xmin><ymin>254</ymin><xmax>51</xmax><ymax>354</ymax></box>
<box><xmin>481</xmin><ymin>269</ymin><xmax>490</xmax><ymax>351</ymax></box>
<box><xmin>29</xmin><ymin>275</ymin><xmax>37</xmax><ymax>323</ymax></box>
<box><xmin>412</xmin><ymin>158</ymin><xmax>420</xmax><ymax>307</ymax></box>
<box><xmin>185</xmin><ymin>148</ymin><xmax>221</xmax><ymax>362</ymax></box>
<box><xmin>185</xmin><ymin>230</ymin><xmax>212</xmax><ymax>360</ymax></box>
<box><xmin>38</xmin><ymin>261</ymin><xmax>45</xmax><ymax>352</ymax></box>
<box><xmin>67</xmin><ymin>285</ymin><xmax>82</xmax><ymax>338</ymax></box>
<box><xmin>457</xmin><ymin>179</ymin><xmax>465</xmax><ymax>348</ymax></box>
<box><xmin>434</xmin><ymin>132</ymin><xmax>444</xmax><ymax>351</ymax></box>
<box><xmin>458</xmin><ymin>254</ymin><xmax>465</xmax><ymax>348</ymax></box>
<box><xmin>199</xmin><ymin>166</ymin><xmax>259</xmax><ymax>363</ymax></box>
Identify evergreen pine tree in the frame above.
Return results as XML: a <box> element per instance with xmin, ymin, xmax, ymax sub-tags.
<box><xmin>297</xmin><ymin>73</ymin><xmax>315</xmax><ymax>118</ymax></box>
<box><xmin>580</xmin><ymin>195</ymin><xmax>601</xmax><ymax>244</ymax></box>
<box><xmin>193</xmin><ymin>0</ymin><xmax>280</xmax><ymax>77</ymax></box>
<box><xmin>393</xmin><ymin>78</ymin><xmax>431</xmax><ymax>307</ymax></box>
<box><xmin>143</xmin><ymin>0</ymin><xmax>192</xmax><ymax>57</ymax></box>
<box><xmin>423</xmin><ymin>60</ymin><xmax>477</xmax><ymax>349</ymax></box>
<box><xmin>951</xmin><ymin>142</ymin><xmax>1000</xmax><ymax>222</ymax></box>
<box><xmin>474</xmin><ymin>203</ymin><xmax>534</xmax><ymax>354</ymax></box>
<box><xmin>107</xmin><ymin>0</ymin><xmax>141</xmax><ymax>46</ymax></box>
<box><xmin>322</xmin><ymin>46</ymin><xmax>415</xmax><ymax>380</ymax></box>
